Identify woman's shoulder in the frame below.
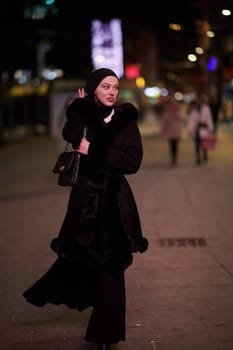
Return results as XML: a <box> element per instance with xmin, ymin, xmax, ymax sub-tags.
<box><xmin>116</xmin><ymin>102</ymin><xmax>139</xmax><ymax>120</ymax></box>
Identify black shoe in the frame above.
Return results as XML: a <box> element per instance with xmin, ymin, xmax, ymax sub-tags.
<box><xmin>97</xmin><ymin>344</ymin><xmax>111</xmax><ymax>350</ymax></box>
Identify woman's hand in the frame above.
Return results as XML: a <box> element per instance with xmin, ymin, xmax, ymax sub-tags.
<box><xmin>77</xmin><ymin>88</ymin><xmax>85</xmax><ymax>98</ymax></box>
<box><xmin>76</xmin><ymin>137</ymin><xmax>90</xmax><ymax>155</ymax></box>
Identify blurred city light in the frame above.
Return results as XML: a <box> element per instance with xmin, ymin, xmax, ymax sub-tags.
<box><xmin>187</xmin><ymin>54</ymin><xmax>197</xmax><ymax>62</ymax></box>
<box><xmin>91</xmin><ymin>19</ymin><xmax>124</xmax><ymax>78</ymax></box>
<box><xmin>45</xmin><ymin>0</ymin><xmax>55</xmax><ymax>5</ymax></box>
<box><xmin>195</xmin><ymin>47</ymin><xmax>204</xmax><ymax>54</ymax></box>
<box><xmin>41</xmin><ymin>67</ymin><xmax>64</xmax><ymax>80</ymax></box>
<box><xmin>135</xmin><ymin>76</ymin><xmax>145</xmax><ymax>88</ymax></box>
<box><xmin>126</xmin><ymin>64</ymin><xmax>141</xmax><ymax>79</ymax></box>
<box><xmin>24</xmin><ymin>0</ymin><xmax>59</xmax><ymax>20</ymax></box>
<box><xmin>169</xmin><ymin>23</ymin><xmax>183</xmax><ymax>31</ymax></box>
<box><xmin>206</xmin><ymin>30</ymin><xmax>215</xmax><ymax>38</ymax></box>
<box><xmin>144</xmin><ymin>87</ymin><xmax>160</xmax><ymax>98</ymax></box>
<box><xmin>160</xmin><ymin>88</ymin><xmax>169</xmax><ymax>97</ymax></box>
<box><xmin>174</xmin><ymin>91</ymin><xmax>183</xmax><ymax>101</ymax></box>
<box><xmin>207</xmin><ymin>56</ymin><xmax>218</xmax><ymax>72</ymax></box>
<box><xmin>14</xmin><ymin>70</ymin><xmax>32</xmax><ymax>84</ymax></box>
<box><xmin>221</xmin><ymin>9</ymin><xmax>231</xmax><ymax>16</ymax></box>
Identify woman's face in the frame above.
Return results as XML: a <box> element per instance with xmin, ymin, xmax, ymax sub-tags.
<box><xmin>95</xmin><ymin>76</ymin><xmax>119</xmax><ymax>106</ymax></box>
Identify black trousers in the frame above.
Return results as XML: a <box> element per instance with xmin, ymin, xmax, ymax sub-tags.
<box><xmin>85</xmin><ymin>267</ymin><xmax>126</xmax><ymax>345</ymax></box>
<box><xmin>23</xmin><ymin>259</ymin><xmax>126</xmax><ymax>345</ymax></box>
<box><xmin>195</xmin><ymin>129</ymin><xmax>208</xmax><ymax>164</ymax></box>
<box><xmin>168</xmin><ymin>138</ymin><xmax>179</xmax><ymax>164</ymax></box>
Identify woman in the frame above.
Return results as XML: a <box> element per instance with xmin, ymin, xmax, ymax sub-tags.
<box><xmin>160</xmin><ymin>97</ymin><xmax>183</xmax><ymax>166</ymax></box>
<box><xmin>23</xmin><ymin>68</ymin><xmax>148</xmax><ymax>350</ymax></box>
<box><xmin>187</xmin><ymin>94</ymin><xmax>214</xmax><ymax>165</ymax></box>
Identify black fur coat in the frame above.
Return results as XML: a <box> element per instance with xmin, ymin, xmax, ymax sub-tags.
<box><xmin>51</xmin><ymin>98</ymin><xmax>148</xmax><ymax>270</ymax></box>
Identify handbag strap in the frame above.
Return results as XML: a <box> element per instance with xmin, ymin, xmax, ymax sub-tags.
<box><xmin>83</xmin><ymin>126</ymin><xmax>87</xmax><ymax>138</ymax></box>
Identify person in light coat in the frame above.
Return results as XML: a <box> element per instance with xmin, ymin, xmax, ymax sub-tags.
<box><xmin>160</xmin><ymin>97</ymin><xmax>184</xmax><ymax>165</ymax></box>
<box><xmin>187</xmin><ymin>94</ymin><xmax>214</xmax><ymax>165</ymax></box>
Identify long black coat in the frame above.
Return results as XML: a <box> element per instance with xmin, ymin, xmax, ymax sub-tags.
<box><xmin>51</xmin><ymin>98</ymin><xmax>148</xmax><ymax>270</ymax></box>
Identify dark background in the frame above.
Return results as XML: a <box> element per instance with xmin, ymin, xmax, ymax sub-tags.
<box><xmin>0</xmin><ymin>1</ymin><xmax>211</xmax><ymax>78</ymax></box>
<box><xmin>0</xmin><ymin>0</ymin><xmax>233</xmax><ymax>142</ymax></box>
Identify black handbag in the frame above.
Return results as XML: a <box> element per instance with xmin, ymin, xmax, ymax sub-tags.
<box><xmin>52</xmin><ymin>144</ymin><xmax>81</xmax><ymax>187</ymax></box>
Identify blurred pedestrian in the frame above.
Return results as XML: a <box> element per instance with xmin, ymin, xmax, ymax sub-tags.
<box><xmin>23</xmin><ymin>68</ymin><xmax>148</xmax><ymax>350</ymax></box>
<box><xmin>160</xmin><ymin>97</ymin><xmax>184</xmax><ymax>166</ymax></box>
<box><xmin>187</xmin><ymin>94</ymin><xmax>214</xmax><ymax>165</ymax></box>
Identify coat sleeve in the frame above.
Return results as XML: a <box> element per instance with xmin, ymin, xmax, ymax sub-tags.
<box><xmin>62</xmin><ymin>98</ymin><xmax>91</xmax><ymax>148</ymax></box>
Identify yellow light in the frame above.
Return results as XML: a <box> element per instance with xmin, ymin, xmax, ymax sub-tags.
<box><xmin>136</xmin><ymin>76</ymin><xmax>145</xmax><ymax>88</ymax></box>
<box><xmin>9</xmin><ymin>82</ymin><xmax>48</xmax><ymax>97</ymax></box>
<box><xmin>169</xmin><ymin>23</ymin><xmax>183</xmax><ymax>31</ymax></box>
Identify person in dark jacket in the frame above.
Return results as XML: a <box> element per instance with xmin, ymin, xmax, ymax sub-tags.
<box><xmin>23</xmin><ymin>68</ymin><xmax>148</xmax><ymax>350</ymax></box>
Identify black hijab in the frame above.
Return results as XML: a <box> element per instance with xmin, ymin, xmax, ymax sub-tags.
<box><xmin>85</xmin><ymin>68</ymin><xmax>119</xmax><ymax>120</ymax></box>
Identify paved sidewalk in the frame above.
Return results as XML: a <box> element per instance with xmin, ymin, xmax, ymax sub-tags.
<box><xmin>0</xmin><ymin>123</ymin><xmax>233</xmax><ymax>350</ymax></box>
